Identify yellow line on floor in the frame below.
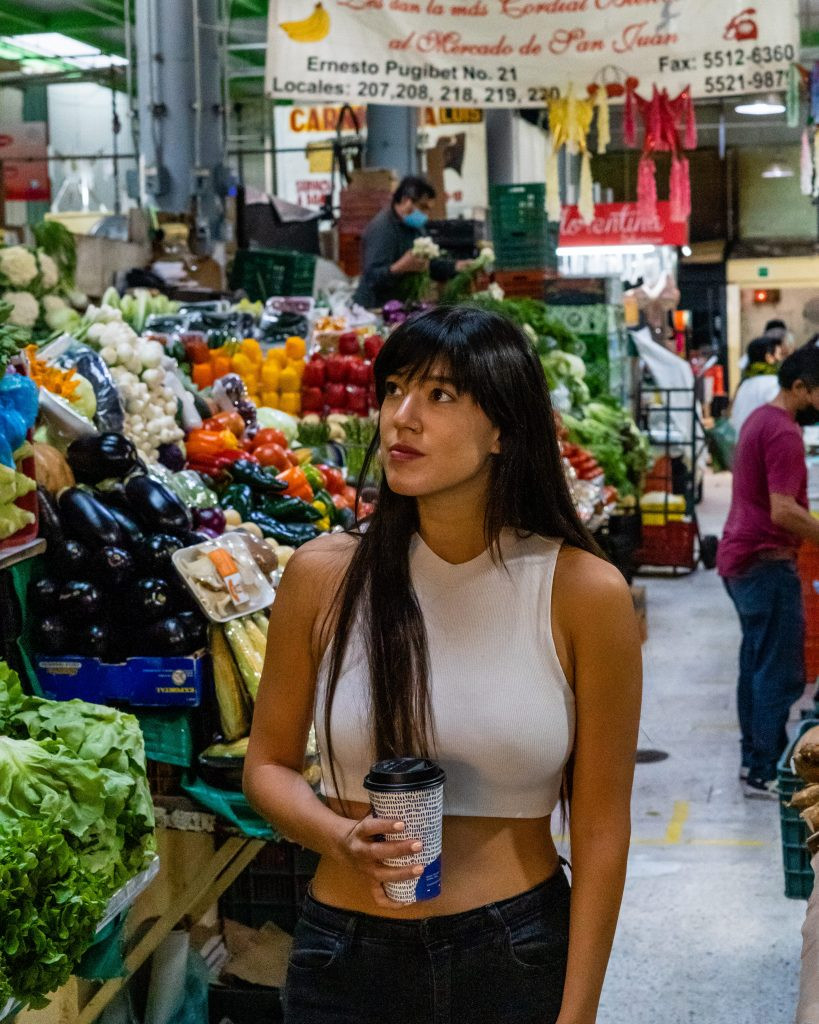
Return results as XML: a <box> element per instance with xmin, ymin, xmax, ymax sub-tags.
<box><xmin>665</xmin><ymin>801</ymin><xmax>689</xmax><ymax>844</ymax></box>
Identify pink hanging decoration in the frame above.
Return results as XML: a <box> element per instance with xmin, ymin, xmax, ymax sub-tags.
<box><xmin>637</xmin><ymin>157</ymin><xmax>658</xmax><ymax>220</ymax></box>
<box><xmin>649</xmin><ymin>86</ymin><xmax>663</xmax><ymax>146</ymax></box>
<box><xmin>669</xmin><ymin>157</ymin><xmax>691</xmax><ymax>223</ymax></box>
<box><xmin>683</xmin><ymin>90</ymin><xmax>697</xmax><ymax>150</ymax></box>
<box><xmin>624</xmin><ymin>82</ymin><xmax>637</xmax><ymax>147</ymax></box>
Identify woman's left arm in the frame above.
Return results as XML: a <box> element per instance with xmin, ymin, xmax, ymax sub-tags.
<box><xmin>554</xmin><ymin>551</ymin><xmax>643</xmax><ymax>1024</ymax></box>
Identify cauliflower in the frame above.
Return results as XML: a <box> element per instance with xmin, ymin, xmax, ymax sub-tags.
<box><xmin>4</xmin><ymin>291</ymin><xmax>40</xmax><ymax>328</ymax></box>
<box><xmin>412</xmin><ymin>236</ymin><xmax>441</xmax><ymax>260</ymax></box>
<box><xmin>43</xmin><ymin>294</ymin><xmax>68</xmax><ymax>314</ymax></box>
<box><xmin>36</xmin><ymin>251</ymin><xmax>59</xmax><ymax>290</ymax></box>
<box><xmin>487</xmin><ymin>282</ymin><xmax>505</xmax><ymax>301</ymax></box>
<box><xmin>0</xmin><ymin>246</ymin><xmax>38</xmax><ymax>288</ymax></box>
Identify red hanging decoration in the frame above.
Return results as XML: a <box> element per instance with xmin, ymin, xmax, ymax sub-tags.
<box><xmin>683</xmin><ymin>90</ymin><xmax>697</xmax><ymax>150</ymax></box>
<box><xmin>637</xmin><ymin>157</ymin><xmax>658</xmax><ymax>220</ymax></box>
<box><xmin>624</xmin><ymin>81</ymin><xmax>637</xmax><ymax>147</ymax></box>
<box><xmin>624</xmin><ymin>83</ymin><xmax>698</xmax><ymax>223</ymax></box>
<box><xmin>669</xmin><ymin>157</ymin><xmax>691</xmax><ymax>223</ymax></box>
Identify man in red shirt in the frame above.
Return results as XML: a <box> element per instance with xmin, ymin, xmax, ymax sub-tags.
<box><xmin>719</xmin><ymin>347</ymin><xmax>819</xmax><ymax>798</ymax></box>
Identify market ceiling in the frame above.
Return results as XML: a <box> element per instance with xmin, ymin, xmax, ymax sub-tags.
<box><xmin>0</xmin><ymin>0</ymin><xmax>269</xmax><ymax>95</ymax></box>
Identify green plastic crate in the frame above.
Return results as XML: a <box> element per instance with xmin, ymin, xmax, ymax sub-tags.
<box><xmin>135</xmin><ymin>709</ymin><xmax>194</xmax><ymax>767</ymax></box>
<box><xmin>778</xmin><ymin>718</ymin><xmax>819</xmax><ymax>900</ymax></box>
<box><xmin>230</xmin><ymin>249</ymin><xmax>316</xmax><ymax>302</ymax></box>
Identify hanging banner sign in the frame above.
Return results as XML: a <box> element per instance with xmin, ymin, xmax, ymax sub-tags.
<box><xmin>266</xmin><ymin>0</ymin><xmax>799</xmax><ymax>108</ymax></box>
<box><xmin>559</xmin><ymin>202</ymin><xmax>688</xmax><ymax>248</ymax></box>
<box><xmin>0</xmin><ymin>123</ymin><xmax>50</xmax><ymax>202</ymax></box>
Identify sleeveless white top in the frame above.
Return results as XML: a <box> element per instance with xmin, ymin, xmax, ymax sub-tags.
<box><xmin>314</xmin><ymin>529</ymin><xmax>576</xmax><ymax>818</ymax></box>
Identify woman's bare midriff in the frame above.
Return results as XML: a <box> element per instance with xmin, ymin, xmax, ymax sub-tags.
<box><xmin>310</xmin><ymin>798</ymin><xmax>561</xmax><ymax>918</ymax></box>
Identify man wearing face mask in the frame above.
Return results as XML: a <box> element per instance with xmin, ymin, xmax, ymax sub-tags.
<box><xmin>352</xmin><ymin>176</ymin><xmax>469</xmax><ymax>309</ymax></box>
<box><xmin>718</xmin><ymin>346</ymin><xmax>819</xmax><ymax>799</ymax></box>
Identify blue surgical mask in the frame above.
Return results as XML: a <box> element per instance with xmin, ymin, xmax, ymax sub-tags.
<box><xmin>403</xmin><ymin>209</ymin><xmax>429</xmax><ymax>230</ymax></box>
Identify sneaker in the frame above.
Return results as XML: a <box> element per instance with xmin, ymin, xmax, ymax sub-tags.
<box><xmin>739</xmin><ymin>766</ymin><xmax>750</xmax><ymax>781</ymax></box>
<box><xmin>743</xmin><ymin>778</ymin><xmax>779</xmax><ymax>801</ymax></box>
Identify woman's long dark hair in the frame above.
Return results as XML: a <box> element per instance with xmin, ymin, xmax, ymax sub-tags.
<box><xmin>323</xmin><ymin>305</ymin><xmax>600</xmax><ymax>817</ymax></box>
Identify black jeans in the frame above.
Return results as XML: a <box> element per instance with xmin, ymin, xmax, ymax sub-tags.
<box><xmin>724</xmin><ymin>559</ymin><xmax>806</xmax><ymax>781</ymax></box>
<box><xmin>282</xmin><ymin>867</ymin><xmax>571</xmax><ymax>1024</ymax></box>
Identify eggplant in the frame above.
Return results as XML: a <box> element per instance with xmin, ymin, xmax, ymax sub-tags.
<box><xmin>193</xmin><ymin>507</ymin><xmax>226</xmax><ymax>534</ymax></box>
<box><xmin>67</xmin><ymin>432</ymin><xmax>139</xmax><ymax>484</ymax></box>
<box><xmin>58</xmin><ymin>580</ymin><xmax>104</xmax><ymax>623</ymax></box>
<box><xmin>75</xmin><ymin>622</ymin><xmax>112</xmax><ymax>659</ymax></box>
<box><xmin>59</xmin><ymin>488</ymin><xmax>123</xmax><ymax>548</ymax></box>
<box><xmin>125</xmin><ymin>475</ymin><xmax>192</xmax><ymax>534</ymax></box>
<box><xmin>36</xmin><ymin>486</ymin><xmax>63</xmax><ymax>546</ymax></box>
<box><xmin>137</xmin><ymin>533</ymin><xmax>184</xmax><ymax>574</ymax></box>
<box><xmin>177</xmin><ymin>609</ymin><xmax>208</xmax><ymax>651</ymax></box>
<box><xmin>94</xmin><ymin>480</ymin><xmax>131</xmax><ymax>509</ymax></box>
<box><xmin>28</xmin><ymin>576</ymin><xmax>61</xmax><ymax>614</ymax></box>
<box><xmin>99</xmin><ymin>504</ymin><xmax>146</xmax><ymax>549</ymax></box>
<box><xmin>54</xmin><ymin>538</ymin><xmax>92</xmax><ymax>580</ymax></box>
<box><xmin>129</xmin><ymin>577</ymin><xmax>175</xmax><ymax>623</ymax></box>
<box><xmin>157</xmin><ymin>443</ymin><xmax>186</xmax><ymax>472</ymax></box>
<box><xmin>34</xmin><ymin>614</ymin><xmax>71</xmax><ymax>655</ymax></box>
<box><xmin>135</xmin><ymin>615</ymin><xmax>193</xmax><ymax>657</ymax></box>
<box><xmin>92</xmin><ymin>545</ymin><xmax>135</xmax><ymax>588</ymax></box>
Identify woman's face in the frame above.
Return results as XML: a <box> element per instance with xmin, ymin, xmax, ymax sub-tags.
<box><xmin>379</xmin><ymin>362</ymin><xmax>501</xmax><ymax>501</ymax></box>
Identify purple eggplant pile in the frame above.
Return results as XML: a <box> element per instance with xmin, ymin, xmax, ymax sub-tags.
<box><xmin>32</xmin><ymin>432</ymin><xmax>209</xmax><ymax>661</ymax></box>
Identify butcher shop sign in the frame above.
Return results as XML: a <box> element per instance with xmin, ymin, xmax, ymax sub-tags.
<box><xmin>266</xmin><ymin>0</ymin><xmax>799</xmax><ymax>108</ymax></box>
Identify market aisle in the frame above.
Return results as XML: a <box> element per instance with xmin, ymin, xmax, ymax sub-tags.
<box><xmin>598</xmin><ymin>471</ymin><xmax>808</xmax><ymax>1024</ymax></box>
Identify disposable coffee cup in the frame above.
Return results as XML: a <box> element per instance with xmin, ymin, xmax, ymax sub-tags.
<box><xmin>363</xmin><ymin>757</ymin><xmax>446</xmax><ymax>904</ymax></box>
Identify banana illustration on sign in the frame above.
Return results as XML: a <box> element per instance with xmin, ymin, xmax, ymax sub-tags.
<box><xmin>279</xmin><ymin>2</ymin><xmax>331</xmax><ymax>43</ymax></box>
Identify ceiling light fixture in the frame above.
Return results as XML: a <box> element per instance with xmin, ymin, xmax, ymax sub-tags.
<box><xmin>735</xmin><ymin>93</ymin><xmax>786</xmax><ymax>116</ymax></box>
<box><xmin>761</xmin><ymin>159</ymin><xmax>794</xmax><ymax>179</ymax></box>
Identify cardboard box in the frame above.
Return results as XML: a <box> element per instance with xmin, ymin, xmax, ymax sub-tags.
<box><xmin>34</xmin><ymin>650</ymin><xmax>210</xmax><ymax>707</ymax></box>
<box><xmin>349</xmin><ymin>167</ymin><xmax>398</xmax><ymax>193</ymax></box>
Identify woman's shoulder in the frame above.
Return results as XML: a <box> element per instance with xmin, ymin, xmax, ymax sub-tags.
<box><xmin>554</xmin><ymin>543</ymin><xmax>631</xmax><ymax>609</ymax></box>
<box><xmin>281</xmin><ymin>531</ymin><xmax>359</xmax><ymax>595</ymax></box>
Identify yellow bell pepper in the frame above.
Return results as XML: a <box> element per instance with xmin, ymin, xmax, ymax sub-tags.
<box><xmin>231</xmin><ymin>353</ymin><xmax>254</xmax><ymax>377</ymax></box>
<box><xmin>279</xmin><ymin>366</ymin><xmax>299</xmax><ymax>392</ymax></box>
<box><xmin>285</xmin><ymin>335</ymin><xmax>307</xmax><ymax>360</ymax></box>
<box><xmin>261</xmin><ymin>362</ymin><xmax>280</xmax><ymax>389</ymax></box>
<box><xmin>289</xmin><ymin>359</ymin><xmax>306</xmax><ymax>380</ymax></box>
<box><xmin>269</xmin><ymin>348</ymin><xmax>289</xmax><ymax>368</ymax></box>
<box><xmin>241</xmin><ymin>338</ymin><xmax>263</xmax><ymax>363</ymax></box>
<box><xmin>279</xmin><ymin>391</ymin><xmax>301</xmax><ymax>415</ymax></box>
<box><xmin>314</xmin><ymin>516</ymin><xmax>331</xmax><ymax>532</ymax></box>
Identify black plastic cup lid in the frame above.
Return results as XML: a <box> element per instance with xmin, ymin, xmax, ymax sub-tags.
<box><xmin>363</xmin><ymin>757</ymin><xmax>446</xmax><ymax>793</ymax></box>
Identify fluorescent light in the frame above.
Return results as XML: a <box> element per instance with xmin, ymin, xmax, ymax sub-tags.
<box><xmin>557</xmin><ymin>244</ymin><xmax>656</xmax><ymax>256</ymax></box>
<box><xmin>735</xmin><ymin>93</ymin><xmax>785</xmax><ymax>115</ymax></box>
<box><xmin>761</xmin><ymin>159</ymin><xmax>794</xmax><ymax>179</ymax></box>
<box><xmin>4</xmin><ymin>32</ymin><xmax>126</xmax><ymax>68</ymax></box>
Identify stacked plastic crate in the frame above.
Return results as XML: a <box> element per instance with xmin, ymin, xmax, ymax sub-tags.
<box><xmin>490</xmin><ymin>184</ymin><xmax>557</xmax><ymax>299</ymax></box>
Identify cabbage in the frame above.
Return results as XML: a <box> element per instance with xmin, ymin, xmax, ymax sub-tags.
<box><xmin>256</xmin><ymin>406</ymin><xmax>299</xmax><ymax>443</ymax></box>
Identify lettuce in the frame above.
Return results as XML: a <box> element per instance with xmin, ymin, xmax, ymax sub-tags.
<box><xmin>0</xmin><ymin>818</ymin><xmax>106</xmax><ymax>1008</ymax></box>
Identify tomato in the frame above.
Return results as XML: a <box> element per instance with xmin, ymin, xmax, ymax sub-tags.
<box><xmin>252</xmin><ymin>427</ymin><xmax>288</xmax><ymax>450</ymax></box>
<box><xmin>202</xmin><ymin>411</ymin><xmax>245</xmax><ymax>438</ymax></box>
<box><xmin>253</xmin><ymin>443</ymin><xmax>291</xmax><ymax>471</ymax></box>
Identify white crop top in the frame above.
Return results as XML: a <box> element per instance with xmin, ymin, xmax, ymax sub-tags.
<box><xmin>314</xmin><ymin>529</ymin><xmax>576</xmax><ymax>818</ymax></box>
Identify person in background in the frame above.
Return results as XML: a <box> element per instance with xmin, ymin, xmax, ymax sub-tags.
<box><xmin>765</xmin><ymin>318</ymin><xmax>795</xmax><ymax>357</ymax></box>
<box><xmin>730</xmin><ymin>335</ymin><xmax>784</xmax><ymax>437</ymax></box>
<box><xmin>718</xmin><ymin>346</ymin><xmax>819</xmax><ymax>798</ymax></box>
<box><xmin>352</xmin><ymin>176</ymin><xmax>470</xmax><ymax>310</ymax></box>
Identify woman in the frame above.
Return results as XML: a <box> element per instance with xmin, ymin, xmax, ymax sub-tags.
<box><xmin>244</xmin><ymin>306</ymin><xmax>642</xmax><ymax>1024</ymax></box>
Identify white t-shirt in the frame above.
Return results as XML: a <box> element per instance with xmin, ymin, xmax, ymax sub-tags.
<box><xmin>730</xmin><ymin>376</ymin><xmax>780</xmax><ymax>437</ymax></box>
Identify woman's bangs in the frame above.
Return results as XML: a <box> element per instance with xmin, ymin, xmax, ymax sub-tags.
<box><xmin>374</xmin><ymin>314</ymin><xmax>482</xmax><ymax>402</ymax></box>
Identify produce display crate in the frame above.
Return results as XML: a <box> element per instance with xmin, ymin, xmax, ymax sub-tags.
<box><xmin>634</xmin><ymin>521</ymin><xmax>697</xmax><ymax>571</ymax></box>
<box><xmin>338</xmin><ymin>230</ymin><xmax>362</xmax><ymax>277</ymax></box>
<box><xmin>135</xmin><ymin>709</ymin><xmax>195</xmax><ymax>766</ymax></box>
<box><xmin>146</xmin><ymin>759</ymin><xmax>186</xmax><ymax>798</ymax></box>
<box><xmin>219</xmin><ymin>840</ymin><xmax>320</xmax><ymax>932</ymax></box>
<box><xmin>778</xmin><ymin>719</ymin><xmax>819</xmax><ymax>899</ymax></box>
<box><xmin>230</xmin><ymin>249</ymin><xmax>317</xmax><ymax>303</ymax></box>
<box><xmin>493</xmin><ymin>268</ymin><xmax>554</xmax><ymax>299</ymax></box>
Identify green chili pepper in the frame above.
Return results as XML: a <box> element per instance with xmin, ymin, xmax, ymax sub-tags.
<box><xmin>259</xmin><ymin>495</ymin><xmax>323</xmax><ymax>523</ymax></box>
<box><xmin>219</xmin><ymin>483</ymin><xmax>255</xmax><ymax>520</ymax></box>
<box><xmin>229</xmin><ymin>459</ymin><xmax>288</xmax><ymax>493</ymax></box>
<box><xmin>246</xmin><ymin>510</ymin><xmax>320</xmax><ymax>546</ymax></box>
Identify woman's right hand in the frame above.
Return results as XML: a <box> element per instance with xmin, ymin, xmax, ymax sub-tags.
<box><xmin>333</xmin><ymin>813</ymin><xmax>424</xmax><ymax>909</ymax></box>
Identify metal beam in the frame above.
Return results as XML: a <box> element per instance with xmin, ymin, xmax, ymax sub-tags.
<box><xmin>230</xmin><ymin>0</ymin><xmax>269</xmax><ymax>16</ymax></box>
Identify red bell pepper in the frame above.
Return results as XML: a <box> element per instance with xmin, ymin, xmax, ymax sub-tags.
<box><xmin>302</xmin><ymin>358</ymin><xmax>326</xmax><ymax>387</ymax></box>
<box><xmin>317</xmin><ymin>465</ymin><xmax>345</xmax><ymax>495</ymax></box>
<box><xmin>301</xmin><ymin>386</ymin><xmax>324</xmax><ymax>413</ymax></box>
<box><xmin>325</xmin><ymin>355</ymin><xmax>348</xmax><ymax>384</ymax></box>
<box><xmin>363</xmin><ymin>334</ymin><xmax>384</xmax><ymax>360</ymax></box>
<box><xmin>346</xmin><ymin>385</ymin><xmax>369</xmax><ymax>417</ymax></box>
<box><xmin>325</xmin><ymin>382</ymin><xmax>347</xmax><ymax>409</ymax></box>
<box><xmin>338</xmin><ymin>332</ymin><xmax>361</xmax><ymax>356</ymax></box>
<box><xmin>348</xmin><ymin>359</ymin><xmax>372</xmax><ymax>388</ymax></box>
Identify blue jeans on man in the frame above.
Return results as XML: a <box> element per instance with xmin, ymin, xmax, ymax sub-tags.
<box><xmin>724</xmin><ymin>559</ymin><xmax>806</xmax><ymax>783</ymax></box>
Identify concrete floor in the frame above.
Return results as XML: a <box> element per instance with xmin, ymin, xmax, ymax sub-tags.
<box><xmin>597</xmin><ymin>471</ymin><xmax>810</xmax><ymax>1024</ymax></box>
